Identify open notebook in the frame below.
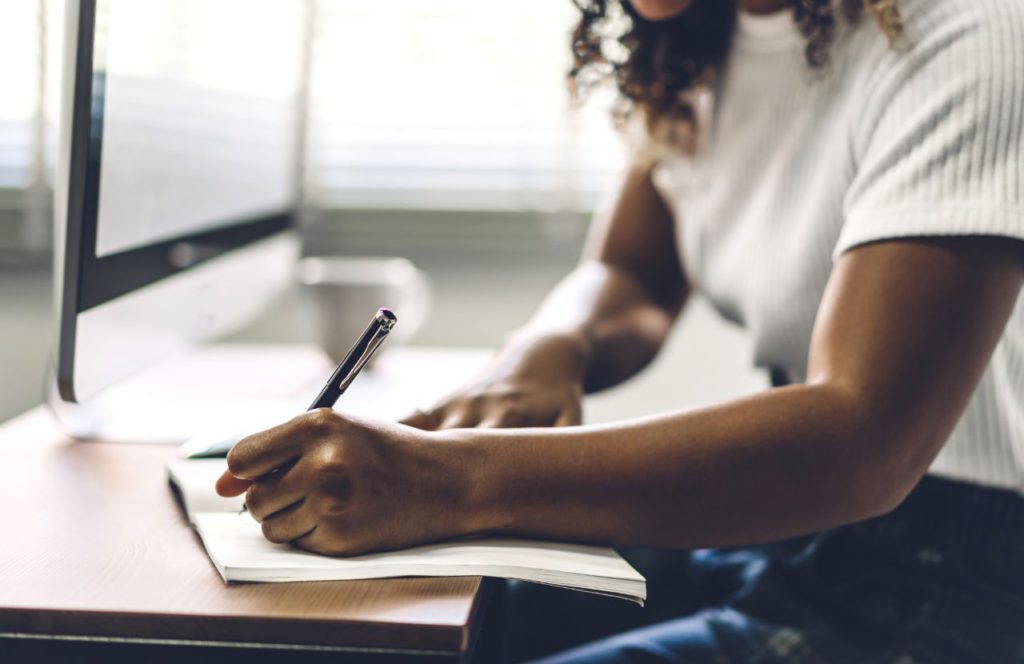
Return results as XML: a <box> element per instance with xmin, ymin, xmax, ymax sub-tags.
<box><xmin>168</xmin><ymin>459</ymin><xmax>646</xmax><ymax>604</ymax></box>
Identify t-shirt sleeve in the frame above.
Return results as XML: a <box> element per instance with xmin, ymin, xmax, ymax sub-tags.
<box><xmin>835</xmin><ymin>1</ymin><xmax>1024</xmax><ymax>259</ymax></box>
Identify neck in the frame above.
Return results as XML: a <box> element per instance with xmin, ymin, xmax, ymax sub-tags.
<box><xmin>740</xmin><ymin>0</ymin><xmax>792</xmax><ymax>14</ymax></box>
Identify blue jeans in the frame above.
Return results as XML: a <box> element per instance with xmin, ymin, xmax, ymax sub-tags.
<box><xmin>498</xmin><ymin>475</ymin><xmax>1024</xmax><ymax>663</ymax></box>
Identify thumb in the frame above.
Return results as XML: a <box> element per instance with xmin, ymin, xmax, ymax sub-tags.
<box><xmin>215</xmin><ymin>468</ymin><xmax>252</xmax><ymax>497</ymax></box>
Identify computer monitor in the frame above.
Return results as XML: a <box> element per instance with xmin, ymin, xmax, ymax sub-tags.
<box><xmin>51</xmin><ymin>0</ymin><xmax>309</xmax><ymax>413</ymax></box>
<box><xmin>52</xmin><ymin>0</ymin><xmax>307</xmax><ymax>403</ymax></box>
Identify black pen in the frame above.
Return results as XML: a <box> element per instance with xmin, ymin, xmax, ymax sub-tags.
<box><xmin>239</xmin><ymin>308</ymin><xmax>397</xmax><ymax>513</ymax></box>
<box><xmin>308</xmin><ymin>307</ymin><xmax>397</xmax><ymax>410</ymax></box>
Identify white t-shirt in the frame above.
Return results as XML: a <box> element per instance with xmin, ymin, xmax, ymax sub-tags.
<box><xmin>652</xmin><ymin>0</ymin><xmax>1024</xmax><ymax>493</ymax></box>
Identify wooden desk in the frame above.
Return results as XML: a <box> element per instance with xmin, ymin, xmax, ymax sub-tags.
<box><xmin>0</xmin><ymin>408</ymin><xmax>495</xmax><ymax>662</ymax></box>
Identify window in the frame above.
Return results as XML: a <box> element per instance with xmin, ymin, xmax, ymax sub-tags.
<box><xmin>307</xmin><ymin>0</ymin><xmax>627</xmax><ymax>218</ymax></box>
<box><xmin>1</xmin><ymin>1</ymin><xmax>629</xmax><ymax>258</ymax></box>
<box><xmin>0</xmin><ymin>1</ymin><xmax>45</xmax><ymax>255</ymax></box>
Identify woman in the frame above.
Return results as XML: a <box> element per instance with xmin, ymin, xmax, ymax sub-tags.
<box><xmin>217</xmin><ymin>0</ymin><xmax>1024</xmax><ymax>660</ymax></box>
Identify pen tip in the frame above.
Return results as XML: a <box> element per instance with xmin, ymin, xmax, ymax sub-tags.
<box><xmin>378</xmin><ymin>307</ymin><xmax>397</xmax><ymax>322</ymax></box>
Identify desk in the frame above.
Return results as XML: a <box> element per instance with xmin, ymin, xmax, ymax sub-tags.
<box><xmin>0</xmin><ymin>408</ymin><xmax>495</xmax><ymax>662</ymax></box>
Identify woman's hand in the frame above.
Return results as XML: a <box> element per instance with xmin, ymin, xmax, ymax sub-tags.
<box><xmin>401</xmin><ymin>333</ymin><xmax>587</xmax><ymax>431</ymax></box>
<box><xmin>214</xmin><ymin>409</ymin><xmax>474</xmax><ymax>556</ymax></box>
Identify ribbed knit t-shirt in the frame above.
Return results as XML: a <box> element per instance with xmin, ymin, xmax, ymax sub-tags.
<box><xmin>652</xmin><ymin>0</ymin><xmax>1024</xmax><ymax>493</ymax></box>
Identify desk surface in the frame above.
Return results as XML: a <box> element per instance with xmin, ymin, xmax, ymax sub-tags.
<box><xmin>0</xmin><ymin>408</ymin><xmax>485</xmax><ymax>655</ymax></box>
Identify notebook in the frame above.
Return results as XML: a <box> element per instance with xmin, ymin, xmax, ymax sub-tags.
<box><xmin>167</xmin><ymin>459</ymin><xmax>647</xmax><ymax>604</ymax></box>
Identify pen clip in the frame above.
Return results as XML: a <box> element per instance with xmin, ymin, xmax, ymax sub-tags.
<box><xmin>336</xmin><ymin>310</ymin><xmax>395</xmax><ymax>391</ymax></box>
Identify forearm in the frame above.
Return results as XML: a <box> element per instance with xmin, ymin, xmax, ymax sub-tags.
<box><xmin>450</xmin><ymin>237</ymin><xmax>1024</xmax><ymax>550</ymax></box>
<box><xmin>446</xmin><ymin>383</ymin><xmax>914</xmax><ymax>549</ymax></box>
<box><xmin>504</xmin><ymin>160</ymin><xmax>687</xmax><ymax>392</ymax></box>
<box><xmin>511</xmin><ymin>261</ymin><xmax>686</xmax><ymax>392</ymax></box>
<box><xmin>234</xmin><ymin>238</ymin><xmax>1023</xmax><ymax>558</ymax></box>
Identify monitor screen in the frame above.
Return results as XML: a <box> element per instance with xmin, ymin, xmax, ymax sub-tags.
<box><xmin>94</xmin><ymin>0</ymin><xmax>303</xmax><ymax>258</ymax></box>
<box><xmin>54</xmin><ymin>0</ymin><xmax>307</xmax><ymax>404</ymax></box>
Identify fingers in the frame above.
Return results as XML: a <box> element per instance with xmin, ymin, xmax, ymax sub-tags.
<box><xmin>259</xmin><ymin>499</ymin><xmax>318</xmax><ymax>544</ymax></box>
<box><xmin>399</xmin><ymin>408</ymin><xmax>442</xmax><ymax>431</ymax></box>
<box><xmin>408</xmin><ymin>400</ymin><xmax>582</xmax><ymax>430</ymax></box>
<box><xmin>215</xmin><ymin>469</ymin><xmax>252</xmax><ymax>497</ymax></box>
<box><xmin>403</xmin><ymin>393</ymin><xmax>582</xmax><ymax>430</ymax></box>
<box><xmin>291</xmin><ymin>524</ymin><xmax>367</xmax><ymax>557</ymax></box>
<box><xmin>291</xmin><ymin>525</ymin><xmax>330</xmax><ymax>555</ymax></box>
<box><xmin>439</xmin><ymin>409</ymin><xmax>481</xmax><ymax>430</ymax></box>
<box><xmin>226</xmin><ymin>410</ymin><xmax>331</xmax><ymax>481</ymax></box>
<box><xmin>554</xmin><ymin>402</ymin><xmax>582</xmax><ymax>427</ymax></box>
<box><xmin>477</xmin><ymin>415</ymin><xmax>503</xmax><ymax>429</ymax></box>
<box><xmin>478</xmin><ymin>407</ymin><xmax>533</xmax><ymax>428</ymax></box>
<box><xmin>479</xmin><ymin>404</ymin><xmax>577</xmax><ymax>428</ymax></box>
<box><xmin>244</xmin><ymin>459</ymin><xmax>309</xmax><ymax>521</ymax></box>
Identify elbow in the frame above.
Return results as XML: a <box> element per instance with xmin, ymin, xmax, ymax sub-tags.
<box><xmin>815</xmin><ymin>385</ymin><xmax>944</xmax><ymax>525</ymax></box>
<box><xmin>837</xmin><ymin>429</ymin><xmax>944</xmax><ymax>525</ymax></box>
<box><xmin>846</xmin><ymin>468</ymin><xmax>915</xmax><ymax>523</ymax></box>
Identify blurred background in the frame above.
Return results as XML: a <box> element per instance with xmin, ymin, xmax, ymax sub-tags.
<box><xmin>0</xmin><ymin>0</ymin><xmax>761</xmax><ymax>423</ymax></box>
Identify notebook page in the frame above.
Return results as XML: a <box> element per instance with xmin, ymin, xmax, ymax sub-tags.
<box><xmin>167</xmin><ymin>459</ymin><xmax>243</xmax><ymax>521</ymax></box>
<box><xmin>194</xmin><ymin>512</ymin><xmax>646</xmax><ymax>603</ymax></box>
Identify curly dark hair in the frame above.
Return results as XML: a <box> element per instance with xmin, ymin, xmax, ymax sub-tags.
<box><xmin>570</xmin><ymin>0</ymin><xmax>904</xmax><ymax>149</ymax></box>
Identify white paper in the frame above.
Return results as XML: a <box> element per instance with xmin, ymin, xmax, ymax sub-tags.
<box><xmin>168</xmin><ymin>459</ymin><xmax>646</xmax><ymax>604</ymax></box>
<box><xmin>195</xmin><ymin>512</ymin><xmax>646</xmax><ymax>603</ymax></box>
<box><xmin>167</xmin><ymin>459</ymin><xmax>244</xmax><ymax>521</ymax></box>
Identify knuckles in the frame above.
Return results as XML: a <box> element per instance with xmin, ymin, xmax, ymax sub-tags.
<box><xmin>314</xmin><ymin>492</ymin><xmax>350</xmax><ymax>518</ymax></box>
<box><xmin>284</xmin><ymin>519</ymin><xmax>357</xmax><ymax>556</ymax></box>
<box><xmin>498</xmin><ymin>403</ymin><xmax>528</xmax><ymax>424</ymax></box>
<box><xmin>311</xmin><ymin>444</ymin><xmax>348</xmax><ymax>477</ymax></box>
<box><xmin>302</xmin><ymin>407</ymin><xmax>346</xmax><ymax>435</ymax></box>
<box><xmin>432</xmin><ymin>378</ymin><xmax>583</xmax><ymax>430</ymax></box>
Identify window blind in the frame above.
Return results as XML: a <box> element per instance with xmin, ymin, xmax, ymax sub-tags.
<box><xmin>2</xmin><ymin>1</ymin><xmax>630</xmax><ymax>257</ymax></box>
<box><xmin>307</xmin><ymin>0</ymin><xmax>627</xmax><ymax>215</ymax></box>
<box><xmin>0</xmin><ymin>1</ymin><xmax>42</xmax><ymax>254</ymax></box>
<box><xmin>0</xmin><ymin>0</ymin><xmax>57</xmax><ymax>257</ymax></box>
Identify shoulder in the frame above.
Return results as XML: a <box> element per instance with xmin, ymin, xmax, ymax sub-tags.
<box><xmin>837</xmin><ymin>0</ymin><xmax>1024</xmax><ymax>259</ymax></box>
<box><xmin>844</xmin><ymin>0</ymin><xmax>1024</xmax><ymax>137</ymax></box>
<box><xmin>845</xmin><ymin>0</ymin><xmax>1024</xmax><ymax>65</ymax></box>
<box><xmin>896</xmin><ymin>0</ymin><xmax>1024</xmax><ymax>55</ymax></box>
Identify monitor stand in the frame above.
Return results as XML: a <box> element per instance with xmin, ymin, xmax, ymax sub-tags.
<box><xmin>47</xmin><ymin>343</ymin><xmax>491</xmax><ymax>448</ymax></box>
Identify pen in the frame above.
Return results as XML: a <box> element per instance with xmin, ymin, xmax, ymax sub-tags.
<box><xmin>239</xmin><ymin>307</ymin><xmax>397</xmax><ymax>513</ymax></box>
<box><xmin>308</xmin><ymin>307</ymin><xmax>398</xmax><ymax>410</ymax></box>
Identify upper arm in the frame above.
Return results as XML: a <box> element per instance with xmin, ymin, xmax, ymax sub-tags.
<box><xmin>583</xmin><ymin>160</ymin><xmax>688</xmax><ymax>314</ymax></box>
<box><xmin>807</xmin><ymin>236</ymin><xmax>1024</xmax><ymax>501</ymax></box>
<box><xmin>810</xmin><ymin>3</ymin><xmax>1024</xmax><ymax>503</ymax></box>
